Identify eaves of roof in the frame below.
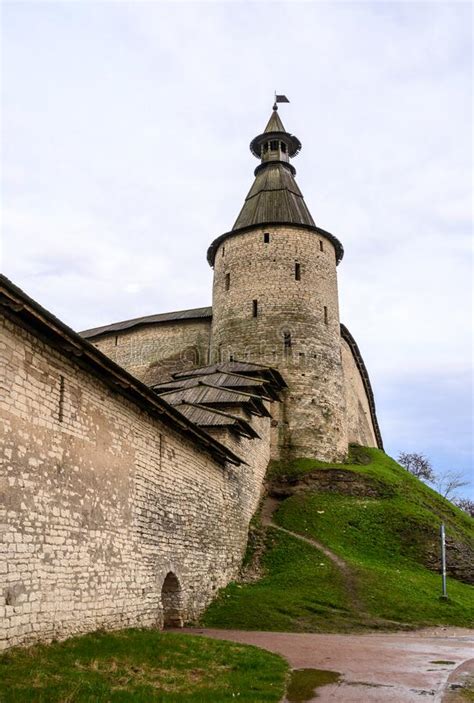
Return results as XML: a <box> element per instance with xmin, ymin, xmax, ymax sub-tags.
<box><xmin>80</xmin><ymin>306</ymin><xmax>213</xmax><ymax>340</ymax></box>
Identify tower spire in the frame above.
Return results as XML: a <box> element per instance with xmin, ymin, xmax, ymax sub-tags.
<box><xmin>206</xmin><ymin>101</ymin><xmax>344</xmax><ymax>267</ymax></box>
<box><xmin>232</xmin><ymin>103</ymin><xmax>311</xmax><ymax>231</ymax></box>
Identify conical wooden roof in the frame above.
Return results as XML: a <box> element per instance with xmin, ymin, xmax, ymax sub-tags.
<box><xmin>233</xmin><ymin>162</ymin><xmax>315</xmax><ymax>230</ymax></box>
<box><xmin>263</xmin><ymin>109</ymin><xmax>286</xmax><ymax>133</ymax></box>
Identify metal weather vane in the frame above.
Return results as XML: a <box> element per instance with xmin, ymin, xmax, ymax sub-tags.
<box><xmin>273</xmin><ymin>92</ymin><xmax>290</xmax><ymax>110</ymax></box>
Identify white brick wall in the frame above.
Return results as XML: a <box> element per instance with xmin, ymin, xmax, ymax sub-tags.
<box><xmin>0</xmin><ymin>315</ymin><xmax>270</xmax><ymax>649</ymax></box>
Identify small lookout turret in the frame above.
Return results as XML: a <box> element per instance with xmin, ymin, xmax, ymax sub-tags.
<box><xmin>249</xmin><ymin>105</ymin><xmax>301</xmax><ymax>166</ymax></box>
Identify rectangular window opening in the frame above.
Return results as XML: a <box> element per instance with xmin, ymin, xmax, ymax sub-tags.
<box><xmin>264</xmin><ymin>232</ymin><xmax>270</xmax><ymax>243</ymax></box>
<box><xmin>222</xmin><ymin>246</ymin><xmax>225</xmax><ymax>257</ymax></box>
<box><xmin>281</xmin><ymin>142</ymin><xmax>287</xmax><ymax>153</ymax></box>
<box><xmin>225</xmin><ymin>273</ymin><xmax>230</xmax><ymax>291</ymax></box>
<box><xmin>284</xmin><ymin>332</ymin><xmax>292</xmax><ymax>350</ymax></box>
<box><xmin>270</xmin><ymin>140</ymin><xmax>279</xmax><ymax>151</ymax></box>
<box><xmin>324</xmin><ymin>306</ymin><xmax>328</xmax><ymax>325</ymax></box>
<box><xmin>319</xmin><ymin>240</ymin><xmax>324</xmax><ymax>252</ymax></box>
<box><xmin>252</xmin><ymin>299</ymin><xmax>258</xmax><ymax>318</ymax></box>
<box><xmin>295</xmin><ymin>262</ymin><xmax>301</xmax><ymax>281</ymax></box>
<box><xmin>114</xmin><ymin>335</ymin><xmax>118</xmax><ymax>346</ymax></box>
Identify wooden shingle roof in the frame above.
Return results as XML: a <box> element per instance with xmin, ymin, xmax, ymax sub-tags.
<box><xmin>172</xmin><ymin>403</ymin><xmax>260</xmax><ymax>439</ymax></box>
<box><xmin>152</xmin><ymin>372</ymin><xmax>279</xmax><ymax>400</ymax></box>
<box><xmin>174</xmin><ymin>360</ymin><xmax>287</xmax><ymax>389</ymax></box>
<box><xmin>152</xmin><ymin>359</ymin><xmax>284</xmax><ymax>446</ymax></box>
<box><xmin>81</xmin><ymin>306</ymin><xmax>212</xmax><ymax>340</ymax></box>
<box><xmin>232</xmin><ymin>162</ymin><xmax>315</xmax><ymax>231</ymax></box>
<box><xmin>159</xmin><ymin>384</ymin><xmax>271</xmax><ymax>417</ymax></box>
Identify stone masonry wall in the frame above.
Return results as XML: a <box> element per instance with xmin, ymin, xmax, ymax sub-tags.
<box><xmin>210</xmin><ymin>225</ymin><xmax>348</xmax><ymax>462</ymax></box>
<box><xmin>341</xmin><ymin>337</ymin><xmax>378</xmax><ymax>447</ymax></box>
<box><xmin>90</xmin><ymin>318</ymin><xmax>212</xmax><ymax>386</ymax></box>
<box><xmin>0</xmin><ymin>314</ymin><xmax>268</xmax><ymax>650</ymax></box>
<box><xmin>205</xmin><ymin>409</ymin><xmax>271</xmax><ymax>478</ymax></box>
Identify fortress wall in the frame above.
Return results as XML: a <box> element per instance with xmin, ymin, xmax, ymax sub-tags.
<box><xmin>205</xmin><ymin>409</ymin><xmax>272</xmax><ymax>495</ymax></box>
<box><xmin>210</xmin><ymin>225</ymin><xmax>348</xmax><ymax>462</ymax></box>
<box><xmin>0</xmin><ymin>315</ymin><xmax>267</xmax><ymax>650</ymax></box>
<box><xmin>90</xmin><ymin>318</ymin><xmax>212</xmax><ymax>385</ymax></box>
<box><xmin>341</xmin><ymin>337</ymin><xmax>378</xmax><ymax>448</ymax></box>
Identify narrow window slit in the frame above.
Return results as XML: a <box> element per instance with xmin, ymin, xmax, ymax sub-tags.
<box><xmin>225</xmin><ymin>273</ymin><xmax>230</xmax><ymax>291</ymax></box>
<box><xmin>283</xmin><ymin>331</ymin><xmax>292</xmax><ymax>351</ymax></box>
<box><xmin>295</xmin><ymin>262</ymin><xmax>301</xmax><ymax>281</ymax></box>
<box><xmin>324</xmin><ymin>306</ymin><xmax>328</xmax><ymax>325</ymax></box>
<box><xmin>252</xmin><ymin>300</ymin><xmax>258</xmax><ymax>318</ymax></box>
<box><xmin>58</xmin><ymin>375</ymin><xmax>65</xmax><ymax>423</ymax></box>
<box><xmin>264</xmin><ymin>232</ymin><xmax>270</xmax><ymax>243</ymax></box>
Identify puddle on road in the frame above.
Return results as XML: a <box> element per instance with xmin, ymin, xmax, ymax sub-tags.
<box><xmin>286</xmin><ymin>668</ymin><xmax>341</xmax><ymax>702</ymax></box>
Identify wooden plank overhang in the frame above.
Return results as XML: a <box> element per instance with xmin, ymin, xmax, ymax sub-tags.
<box><xmin>172</xmin><ymin>403</ymin><xmax>260</xmax><ymax>440</ymax></box>
<box><xmin>153</xmin><ymin>371</ymin><xmax>279</xmax><ymax>401</ymax></box>
<box><xmin>152</xmin><ymin>359</ymin><xmax>285</xmax><ymax>447</ymax></box>
<box><xmin>173</xmin><ymin>360</ymin><xmax>287</xmax><ymax>390</ymax></box>
<box><xmin>158</xmin><ymin>384</ymin><xmax>271</xmax><ymax>417</ymax></box>
<box><xmin>0</xmin><ymin>275</ymin><xmax>242</xmax><ymax>467</ymax></box>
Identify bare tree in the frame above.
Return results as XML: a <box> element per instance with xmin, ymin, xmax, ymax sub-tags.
<box><xmin>435</xmin><ymin>470</ymin><xmax>470</xmax><ymax>500</ymax></box>
<box><xmin>454</xmin><ymin>497</ymin><xmax>474</xmax><ymax>517</ymax></box>
<box><xmin>398</xmin><ymin>452</ymin><xmax>436</xmax><ymax>483</ymax></box>
<box><xmin>398</xmin><ymin>452</ymin><xmax>470</xmax><ymax>504</ymax></box>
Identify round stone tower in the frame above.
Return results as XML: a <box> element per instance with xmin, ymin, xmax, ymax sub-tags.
<box><xmin>207</xmin><ymin>102</ymin><xmax>348</xmax><ymax>462</ymax></box>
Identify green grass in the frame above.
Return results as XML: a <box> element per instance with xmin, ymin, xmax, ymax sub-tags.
<box><xmin>202</xmin><ymin>448</ymin><xmax>474</xmax><ymax>632</ymax></box>
<box><xmin>0</xmin><ymin>629</ymin><xmax>288</xmax><ymax>703</ymax></box>
<box><xmin>204</xmin><ymin>528</ymin><xmax>368</xmax><ymax>632</ymax></box>
<box><xmin>461</xmin><ymin>675</ymin><xmax>474</xmax><ymax>701</ymax></box>
<box><xmin>270</xmin><ymin>446</ymin><xmax>473</xmax><ymax>541</ymax></box>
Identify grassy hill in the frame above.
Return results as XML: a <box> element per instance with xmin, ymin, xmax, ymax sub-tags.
<box><xmin>202</xmin><ymin>447</ymin><xmax>473</xmax><ymax>632</ymax></box>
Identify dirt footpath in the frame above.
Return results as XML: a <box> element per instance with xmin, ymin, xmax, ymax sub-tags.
<box><xmin>187</xmin><ymin>627</ymin><xmax>474</xmax><ymax>702</ymax></box>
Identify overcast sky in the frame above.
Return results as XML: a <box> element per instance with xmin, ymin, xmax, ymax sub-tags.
<box><xmin>1</xmin><ymin>1</ymin><xmax>472</xmax><ymax>495</ymax></box>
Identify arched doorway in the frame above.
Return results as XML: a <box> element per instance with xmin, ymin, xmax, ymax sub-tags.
<box><xmin>161</xmin><ymin>572</ymin><xmax>183</xmax><ymax>628</ymax></box>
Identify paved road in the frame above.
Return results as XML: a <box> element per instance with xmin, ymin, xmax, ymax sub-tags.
<box><xmin>187</xmin><ymin>628</ymin><xmax>474</xmax><ymax>702</ymax></box>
